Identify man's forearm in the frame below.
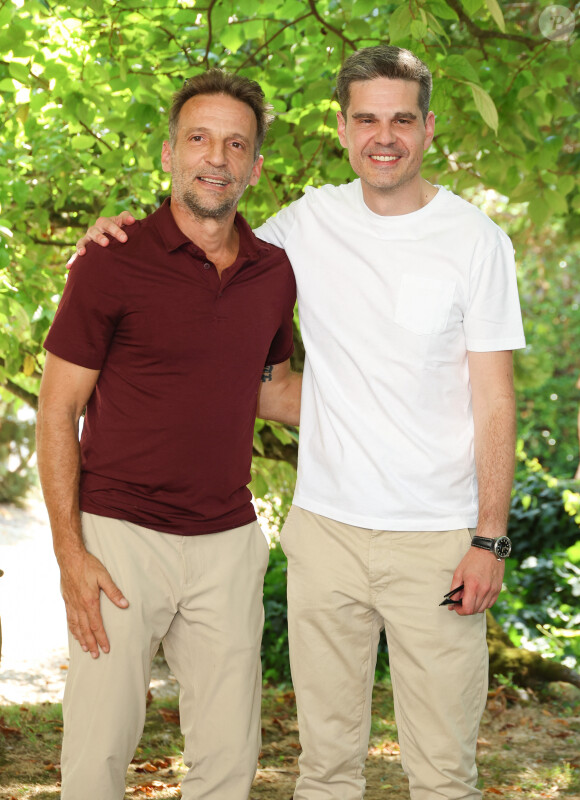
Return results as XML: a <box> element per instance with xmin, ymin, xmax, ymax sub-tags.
<box><xmin>36</xmin><ymin>405</ymin><xmax>85</xmax><ymax>562</ymax></box>
<box><xmin>473</xmin><ymin>394</ymin><xmax>516</xmax><ymax>538</ymax></box>
<box><xmin>257</xmin><ymin>366</ymin><xmax>302</xmax><ymax>426</ymax></box>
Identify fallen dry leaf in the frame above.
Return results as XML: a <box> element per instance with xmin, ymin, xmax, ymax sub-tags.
<box><xmin>272</xmin><ymin>717</ymin><xmax>288</xmax><ymax>734</ymax></box>
<box><xmin>158</xmin><ymin>707</ymin><xmax>180</xmax><ymax>725</ymax></box>
<box><xmin>135</xmin><ymin>761</ymin><xmax>158</xmax><ymax>773</ymax></box>
<box><xmin>152</xmin><ymin>757</ymin><xmax>172</xmax><ymax>769</ymax></box>
<box><xmin>0</xmin><ymin>718</ymin><xmax>22</xmax><ymax>738</ymax></box>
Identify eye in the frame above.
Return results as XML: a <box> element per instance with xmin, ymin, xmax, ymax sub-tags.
<box><xmin>230</xmin><ymin>141</ymin><xmax>245</xmax><ymax>149</ymax></box>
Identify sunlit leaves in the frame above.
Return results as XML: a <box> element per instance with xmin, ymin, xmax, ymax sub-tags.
<box><xmin>0</xmin><ymin>0</ymin><xmax>577</xmax><ymax>419</ymax></box>
<box><xmin>469</xmin><ymin>82</ymin><xmax>499</xmax><ymax>133</ymax></box>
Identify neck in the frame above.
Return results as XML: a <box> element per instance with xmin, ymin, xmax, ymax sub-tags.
<box><xmin>362</xmin><ymin>177</ymin><xmax>437</xmax><ymax>217</ymax></box>
<box><xmin>169</xmin><ymin>197</ymin><xmax>239</xmax><ymax>272</ymax></box>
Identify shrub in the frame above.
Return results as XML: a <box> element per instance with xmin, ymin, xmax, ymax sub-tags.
<box><xmin>509</xmin><ymin>445</ymin><xmax>580</xmax><ymax>560</ymax></box>
<box><xmin>0</xmin><ymin>399</ymin><xmax>37</xmax><ymax>504</ymax></box>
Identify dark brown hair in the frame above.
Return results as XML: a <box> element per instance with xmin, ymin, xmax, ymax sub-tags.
<box><xmin>169</xmin><ymin>69</ymin><xmax>274</xmax><ymax>157</ymax></box>
<box><xmin>337</xmin><ymin>46</ymin><xmax>432</xmax><ymax>121</ymax></box>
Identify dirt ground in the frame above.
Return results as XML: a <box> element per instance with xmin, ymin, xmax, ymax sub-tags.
<box><xmin>1</xmin><ymin>675</ymin><xmax>579</xmax><ymax>799</ymax></box>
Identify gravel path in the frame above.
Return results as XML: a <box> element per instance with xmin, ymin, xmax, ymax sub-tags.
<box><xmin>0</xmin><ymin>493</ymin><xmax>178</xmax><ymax>706</ymax></box>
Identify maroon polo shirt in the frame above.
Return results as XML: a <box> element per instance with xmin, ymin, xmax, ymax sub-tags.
<box><xmin>44</xmin><ymin>199</ymin><xmax>296</xmax><ymax>535</ymax></box>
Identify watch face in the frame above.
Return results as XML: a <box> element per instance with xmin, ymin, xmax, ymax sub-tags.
<box><xmin>494</xmin><ymin>536</ymin><xmax>512</xmax><ymax>559</ymax></box>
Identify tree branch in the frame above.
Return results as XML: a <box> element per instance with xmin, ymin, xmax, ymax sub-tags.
<box><xmin>235</xmin><ymin>13</ymin><xmax>313</xmax><ymax>73</ymax></box>
<box><xmin>444</xmin><ymin>0</ymin><xmax>541</xmax><ymax>51</ymax></box>
<box><xmin>204</xmin><ymin>0</ymin><xmax>219</xmax><ymax>68</ymax></box>
<box><xmin>78</xmin><ymin>119</ymin><xmax>114</xmax><ymax>151</ymax></box>
<box><xmin>307</xmin><ymin>0</ymin><xmax>356</xmax><ymax>49</ymax></box>
<box><xmin>28</xmin><ymin>236</ymin><xmax>76</xmax><ymax>247</ymax></box>
<box><xmin>1</xmin><ymin>377</ymin><xmax>39</xmax><ymax>410</ymax></box>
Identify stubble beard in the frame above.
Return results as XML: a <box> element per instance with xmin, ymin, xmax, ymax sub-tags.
<box><xmin>358</xmin><ymin>146</ymin><xmax>423</xmax><ymax>195</ymax></box>
<box><xmin>174</xmin><ymin>167</ymin><xmax>248</xmax><ymax>221</ymax></box>
<box><xmin>182</xmin><ymin>188</ymin><xmax>238</xmax><ymax>220</ymax></box>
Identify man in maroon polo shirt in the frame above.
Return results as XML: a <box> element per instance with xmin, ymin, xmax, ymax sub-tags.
<box><xmin>36</xmin><ymin>70</ymin><xmax>299</xmax><ymax>800</ymax></box>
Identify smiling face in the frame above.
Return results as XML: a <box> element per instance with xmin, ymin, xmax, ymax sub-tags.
<box><xmin>337</xmin><ymin>77</ymin><xmax>435</xmax><ymax>214</ymax></box>
<box><xmin>161</xmin><ymin>93</ymin><xmax>263</xmax><ymax>221</ymax></box>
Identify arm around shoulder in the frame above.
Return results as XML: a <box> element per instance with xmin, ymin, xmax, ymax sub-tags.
<box><xmin>257</xmin><ymin>360</ymin><xmax>302</xmax><ymax>427</ymax></box>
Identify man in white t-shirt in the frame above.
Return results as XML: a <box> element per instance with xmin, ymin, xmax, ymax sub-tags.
<box><xmin>78</xmin><ymin>47</ymin><xmax>525</xmax><ymax>800</ymax></box>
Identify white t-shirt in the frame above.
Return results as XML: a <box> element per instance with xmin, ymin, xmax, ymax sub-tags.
<box><xmin>255</xmin><ymin>181</ymin><xmax>526</xmax><ymax>531</ymax></box>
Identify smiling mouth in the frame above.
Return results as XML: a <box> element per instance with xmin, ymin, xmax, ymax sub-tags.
<box><xmin>369</xmin><ymin>155</ymin><xmax>400</xmax><ymax>162</ymax></box>
<box><xmin>197</xmin><ymin>176</ymin><xmax>229</xmax><ymax>187</ymax></box>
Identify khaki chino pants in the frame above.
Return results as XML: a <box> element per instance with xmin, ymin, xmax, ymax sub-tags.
<box><xmin>61</xmin><ymin>513</ymin><xmax>269</xmax><ymax>800</ymax></box>
<box><xmin>281</xmin><ymin>506</ymin><xmax>488</xmax><ymax>800</ymax></box>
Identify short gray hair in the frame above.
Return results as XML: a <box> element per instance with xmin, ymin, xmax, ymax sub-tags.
<box><xmin>336</xmin><ymin>45</ymin><xmax>432</xmax><ymax>121</ymax></box>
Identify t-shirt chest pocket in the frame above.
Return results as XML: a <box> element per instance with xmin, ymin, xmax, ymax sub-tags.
<box><xmin>394</xmin><ymin>274</ymin><xmax>456</xmax><ymax>336</ymax></box>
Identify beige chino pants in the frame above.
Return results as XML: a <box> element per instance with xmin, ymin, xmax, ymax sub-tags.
<box><xmin>281</xmin><ymin>506</ymin><xmax>488</xmax><ymax>800</ymax></box>
<box><xmin>60</xmin><ymin>513</ymin><xmax>269</xmax><ymax>800</ymax></box>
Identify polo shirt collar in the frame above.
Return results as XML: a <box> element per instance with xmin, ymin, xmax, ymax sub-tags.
<box><xmin>152</xmin><ymin>197</ymin><xmax>271</xmax><ymax>265</ymax></box>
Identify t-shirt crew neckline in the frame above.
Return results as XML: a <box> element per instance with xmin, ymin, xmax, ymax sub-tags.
<box><xmin>355</xmin><ymin>180</ymin><xmax>444</xmax><ymax>232</ymax></box>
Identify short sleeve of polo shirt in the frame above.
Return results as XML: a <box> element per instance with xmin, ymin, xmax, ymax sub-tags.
<box><xmin>463</xmin><ymin>231</ymin><xmax>525</xmax><ymax>353</ymax></box>
<box><xmin>264</xmin><ymin>309</ymin><xmax>294</xmax><ymax>366</ymax></box>
<box><xmin>263</xmin><ymin>254</ymin><xmax>295</xmax><ymax>367</ymax></box>
<box><xmin>44</xmin><ymin>246</ymin><xmax>124</xmax><ymax>369</ymax></box>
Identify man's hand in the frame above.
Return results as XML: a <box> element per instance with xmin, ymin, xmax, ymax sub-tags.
<box><xmin>60</xmin><ymin>549</ymin><xmax>129</xmax><ymax>658</ymax></box>
<box><xmin>447</xmin><ymin>546</ymin><xmax>505</xmax><ymax>616</ymax></box>
<box><xmin>76</xmin><ymin>211</ymin><xmax>137</xmax><ymax>255</ymax></box>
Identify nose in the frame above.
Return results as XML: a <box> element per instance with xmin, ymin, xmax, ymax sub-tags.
<box><xmin>205</xmin><ymin>139</ymin><xmax>227</xmax><ymax>166</ymax></box>
<box><xmin>373</xmin><ymin>121</ymin><xmax>396</xmax><ymax>146</ymax></box>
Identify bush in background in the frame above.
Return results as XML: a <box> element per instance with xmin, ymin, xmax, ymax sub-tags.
<box><xmin>509</xmin><ymin>444</ymin><xmax>580</xmax><ymax>560</ymax></box>
<box><xmin>0</xmin><ymin>398</ymin><xmax>37</xmax><ymax>505</ymax></box>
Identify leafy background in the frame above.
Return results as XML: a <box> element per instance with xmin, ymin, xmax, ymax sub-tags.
<box><xmin>0</xmin><ymin>0</ymin><xmax>579</xmax><ymax>675</ymax></box>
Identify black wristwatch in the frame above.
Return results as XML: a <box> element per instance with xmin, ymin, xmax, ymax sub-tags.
<box><xmin>471</xmin><ymin>535</ymin><xmax>512</xmax><ymax>561</ymax></box>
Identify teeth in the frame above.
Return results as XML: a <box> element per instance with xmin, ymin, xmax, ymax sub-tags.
<box><xmin>199</xmin><ymin>177</ymin><xmax>228</xmax><ymax>186</ymax></box>
<box><xmin>371</xmin><ymin>155</ymin><xmax>398</xmax><ymax>162</ymax></box>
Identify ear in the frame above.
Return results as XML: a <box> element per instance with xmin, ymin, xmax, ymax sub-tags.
<box><xmin>336</xmin><ymin>111</ymin><xmax>348</xmax><ymax>149</ymax></box>
<box><xmin>423</xmin><ymin>111</ymin><xmax>436</xmax><ymax>151</ymax></box>
<box><xmin>248</xmin><ymin>154</ymin><xmax>264</xmax><ymax>187</ymax></box>
<box><xmin>161</xmin><ymin>140</ymin><xmax>172</xmax><ymax>174</ymax></box>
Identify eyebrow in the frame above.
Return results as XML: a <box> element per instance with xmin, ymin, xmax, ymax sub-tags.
<box><xmin>351</xmin><ymin>111</ymin><xmax>418</xmax><ymax>121</ymax></box>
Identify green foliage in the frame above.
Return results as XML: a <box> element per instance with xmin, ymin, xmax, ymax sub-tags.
<box><xmin>509</xmin><ymin>447</ymin><xmax>580</xmax><ymax>560</ymax></box>
<box><xmin>496</xmin><ymin>449</ymin><xmax>580</xmax><ymax>670</ymax></box>
<box><xmin>494</xmin><ymin>543</ymin><xmax>580</xmax><ymax>669</ymax></box>
<box><xmin>1</xmin><ymin>0</ymin><xmax>578</xmax><ymax>422</ymax></box>
<box><xmin>262</xmin><ymin>541</ymin><xmax>291</xmax><ymax>682</ymax></box>
<box><xmin>514</xmin><ymin>241</ymin><xmax>580</xmax><ymax>477</ymax></box>
<box><xmin>0</xmin><ymin>396</ymin><xmax>37</xmax><ymax>503</ymax></box>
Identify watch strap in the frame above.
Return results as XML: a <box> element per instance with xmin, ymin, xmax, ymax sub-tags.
<box><xmin>471</xmin><ymin>535</ymin><xmax>495</xmax><ymax>552</ymax></box>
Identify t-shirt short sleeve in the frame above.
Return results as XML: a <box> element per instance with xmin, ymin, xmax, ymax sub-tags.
<box><xmin>44</xmin><ymin>249</ymin><xmax>123</xmax><ymax>370</ymax></box>
<box><xmin>464</xmin><ymin>234</ymin><xmax>526</xmax><ymax>352</ymax></box>
<box><xmin>254</xmin><ymin>196</ymin><xmax>303</xmax><ymax>249</ymax></box>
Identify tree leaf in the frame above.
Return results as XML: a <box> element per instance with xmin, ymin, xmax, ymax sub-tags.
<box><xmin>485</xmin><ymin>0</ymin><xmax>506</xmax><ymax>32</ymax></box>
<box><xmin>468</xmin><ymin>82</ymin><xmax>498</xmax><ymax>133</ymax></box>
